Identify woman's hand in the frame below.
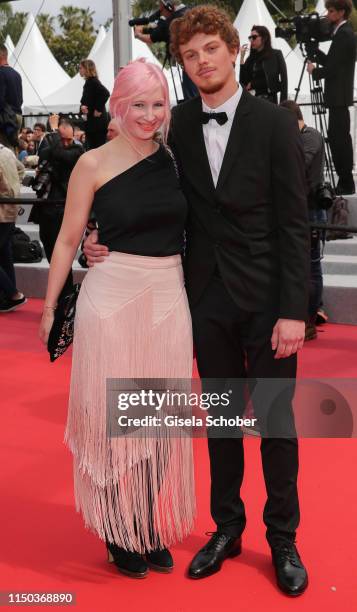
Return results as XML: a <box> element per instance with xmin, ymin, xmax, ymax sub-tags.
<box><xmin>81</xmin><ymin>105</ymin><xmax>89</xmax><ymax>114</ymax></box>
<box><xmin>39</xmin><ymin>308</ymin><xmax>55</xmax><ymax>345</ymax></box>
<box><xmin>93</xmin><ymin>110</ymin><xmax>102</xmax><ymax>118</ymax></box>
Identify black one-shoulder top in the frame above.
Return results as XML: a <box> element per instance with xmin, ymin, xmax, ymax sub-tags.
<box><xmin>92</xmin><ymin>146</ymin><xmax>187</xmax><ymax>256</ymax></box>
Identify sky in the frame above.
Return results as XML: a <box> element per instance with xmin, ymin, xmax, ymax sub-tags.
<box><xmin>12</xmin><ymin>0</ymin><xmax>112</xmax><ymax>27</ymax></box>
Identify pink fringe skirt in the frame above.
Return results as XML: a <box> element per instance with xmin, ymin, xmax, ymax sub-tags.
<box><xmin>65</xmin><ymin>252</ymin><xmax>195</xmax><ymax>552</ymax></box>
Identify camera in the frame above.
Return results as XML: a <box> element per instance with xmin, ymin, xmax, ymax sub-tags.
<box><xmin>309</xmin><ymin>182</ymin><xmax>334</xmax><ymax>211</ymax></box>
<box><xmin>128</xmin><ymin>10</ymin><xmax>160</xmax><ymax>28</ymax></box>
<box><xmin>275</xmin><ymin>0</ymin><xmax>331</xmax><ymax>53</ymax></box>
<box><xmin>31</xmin><ymin>159</ymin><xmax>53</xmax><ymax>199</ymax></box>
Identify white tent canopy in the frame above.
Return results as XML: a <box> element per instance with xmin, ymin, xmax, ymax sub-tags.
<box><xmin>131</xmin><ymin>30</ymin><xmax>184</xmax><ymax>102</ymax></box>
<box><xmin>89</xmin><ymin>25</ymin><xmax>106</xmax><ymax>57</ymax></box>
<box><xmin>26</xmin><ymin>25</ymin><xmax>114</xmax><ymax>114</ymax></box>
<box><xmin>315</xmin><ymin>0</ymin><xmax>326</xmax><ymax>14</ymax></box>
<box><xmin>234</xmin><ymin>0</ymin><xmax>310</xmax><ymax>97</ymax></box>
<box><xmin>11</xmin><ymin>14</ymin><xmax>70</xmax><ymax>110</ymax></box>
<box><xmin>5</xmin><ymin>35</ymin><xmax>15</xmax><ymax>60</ymax></box>
<box><xmin>26</xmin><ymin>24</ymin><xmax>183</xmax><ymax>113</ymax></box>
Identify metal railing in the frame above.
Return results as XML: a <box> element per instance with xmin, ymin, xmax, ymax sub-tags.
<box><xmin>1</xmin><ymin>197</ymin><xmax>357</xmax><ymax>235</ymax></box>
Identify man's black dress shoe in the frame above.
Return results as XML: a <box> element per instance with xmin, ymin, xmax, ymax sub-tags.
<box><xmin>271</xmin><ymin>543</ymin><xmax>308</xmax><ymax>596</ymax></box>
<box><xmin>107</xmin><ymin>542</ymin><xmax>149</xmax><ymax>578</ymax></box>
<box><xmin>188</xmin><ymin>532</ymin><xmax>242</xmax><ymax>579</ymax></box>
<box><xmin>145</xmin><ymin>548</ymin><xmax>174</xmax><ymax>573</ymax></box>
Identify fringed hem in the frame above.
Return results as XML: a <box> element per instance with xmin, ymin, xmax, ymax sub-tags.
<box><xmin>65</xmin><ymin>253</ymin><xmax>195</xmax><ymax>552</ymax></box>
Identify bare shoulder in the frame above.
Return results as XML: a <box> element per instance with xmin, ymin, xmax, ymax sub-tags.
<box><xmin>76</xmin><ymin>149</ymin><xmax>101</xmax><ymax>174</ymax></box>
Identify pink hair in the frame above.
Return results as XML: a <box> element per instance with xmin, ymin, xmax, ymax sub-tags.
<box><xmin>110</xmin><ymin>58</ymin><xmax>171</xmax><ymax>142</ymax></box>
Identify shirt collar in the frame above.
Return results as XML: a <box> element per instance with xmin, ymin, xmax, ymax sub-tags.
<box><xmin>202</xmin><ymin>85</ymin><xmax>242</xmax><ymax>119</ymax></box>
<box><xmin>333</xmin><ymin>20</ymin><xmax>347</xmax><ymax>35</ymax></box>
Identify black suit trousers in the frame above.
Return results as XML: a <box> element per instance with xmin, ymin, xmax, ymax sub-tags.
<box><xmin>191</xmin><ymin>275</ymin><xmax>300</xmax><ymax>547</ymax></box>
<box><xmin>38</xmin><ymin>205</ymin><xmax>73</xmax><ymax>301</ymax></box>
<box><xmin>328</xmin><ymin>106</ymin><xmax>354</xmax><ymax>186</ymax></box>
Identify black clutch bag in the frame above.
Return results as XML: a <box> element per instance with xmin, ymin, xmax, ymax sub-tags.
<box><xmin>47</xmin><ymin>284</ymin><xmax>81</xmax><ymax>362</ymax></box>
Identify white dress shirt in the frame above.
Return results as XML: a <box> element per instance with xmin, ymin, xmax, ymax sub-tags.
<box><xmin>202</xmin><ymin>86</ymin><xmax>243</xmax><ymax>187</ymax></box>
<box><xmin>333</xmin><ymin>20</ymin><xmax>347</xmax><ymax>36</ymax></box>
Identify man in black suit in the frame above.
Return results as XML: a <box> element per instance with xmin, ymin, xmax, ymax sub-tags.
<box><xmin>32</xmin><ymin>123</ymin><xmax>47</xmax><ymax>155</ymax></box>
<box><xmin>0</xmin><ymin>45</ymin><xmax>23</xmax><ymax>149</ymax></box>
<box><xmin>169</xmin><ymin>5</ymin><xmax>309</xmax><ymax>595</ymax></box>
<box><xmin>84</xmin><ymin>5</ymin><xmax>310</xmax><ymax>596</ymax></box>
<box><xmin>307</xmin><ymin>0</ymin><xmax>356</xmax><ymax>195</ymax></box>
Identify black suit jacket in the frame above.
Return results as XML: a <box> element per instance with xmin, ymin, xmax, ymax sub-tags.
<box><xmin>170</xmin><ymin>90</ymin><xmax>310</xmax><ymax>320</ymax></box>
<box><xmin>313</xmin><ymin>22</ymin><xmax>356</xmax><ymax>107</ymax></box>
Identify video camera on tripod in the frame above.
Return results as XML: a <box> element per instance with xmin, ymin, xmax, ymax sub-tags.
<box><xmin>275</xmin><ymin>0</ymin><xmax>331</xmax><ymax>59</ymax></box>
<box><xmin>128</xmin><ymin>10</ymin><xmax>161</xmax><ymax>30</ymax></box>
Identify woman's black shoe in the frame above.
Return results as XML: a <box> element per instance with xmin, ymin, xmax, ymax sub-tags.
<box><xmin>145</xmin><ymin>548</ymin><xmax>174</xmax><ymax>573</ymax></box>
<box><xmin>107</xmin><ymin>543</ymin><xmax>149</xmax><ymax>578</ymax></box>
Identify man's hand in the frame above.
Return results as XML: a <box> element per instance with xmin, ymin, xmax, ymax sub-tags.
<box><xmin>81</xmin><ymin>105</ymin><xmax>89</xmax><ymax>114</ymax></box>
<box><xmin>48</xmin><ymin>113</ymin><xmax>59</xmax><ymax>131</ymax></box>
<box><xmin>83</xmin><ymin>229</ymin><xmax>109</xmax><ymax>266</ymax></box>
<box><xmin>134</xmin><ymin>25</ymin><xmax>144</xmax><ymax>38</ymax></box>
<box><xmin>240</xmin><ymin>44</ymin><xmax>248</xmax><ymax>64</ymax></box>
<box><xmin>93</xmin><ymin>110</ymin><xmax>102</xmax><ymax>118</ymax></box>
<box><xmin>306</xmin><ymin>61</ymin><xmax>315</xmax><ymax>75</ymax></box>
<box><xmin>271</xmin><ymin>319</ymin><xmax>305</xmax><ymax>359</ymax></box>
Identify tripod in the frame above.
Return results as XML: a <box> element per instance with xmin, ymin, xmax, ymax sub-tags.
<box><xmin>163</xmin><ymin>50</ymin><xmax>184</xmax><ymax>105</ymax></box>
<box><xmin>294</xmin><ymin>44</ymin><xmax>336</xmax><ymax>191</ymax></box>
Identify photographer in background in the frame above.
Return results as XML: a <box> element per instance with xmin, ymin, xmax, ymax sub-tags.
<box><xmin>281</xmin><ymin>100</ymin><xmax>328</xmax><ymax>340</ymax></box>
<box><xmin>0</xmin><ymin>144</ymin><xmax>26</xmax><ymax>312</ymax></box>
<box><xmin>133</xmin><ymin>0</ymin><xmax>198</xmax><ymax>100</ymax></box>
<box><xmin>30</xmin><ymin>115</ymin><xmax>83</xmax><ymax>301</ymax></box>
<box><xmin>307</xmin><ymin>0</ymin><xmax>355</xmax><ymax>195</ymax></box>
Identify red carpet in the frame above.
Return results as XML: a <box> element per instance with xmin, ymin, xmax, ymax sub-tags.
<box><xmin>1</xmin><ymin>299</ymin><xmax>357</xmax><ymax>611</ymax></box>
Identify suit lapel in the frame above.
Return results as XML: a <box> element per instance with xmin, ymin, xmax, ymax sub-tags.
<box><xmin>215</xmin><ymin>89</ymin><xmax>253</xmax><ymax>192</ymax></box>
<box><xmin>178</xmin><ymin>97</ymin><xmax>216</xmax><ymax>201</ymax></box>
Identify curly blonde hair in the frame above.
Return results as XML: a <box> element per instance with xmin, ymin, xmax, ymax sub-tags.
<box><xmin>170</xmin><ymin>5</ymin><xmax>239</xmax><ymax>65</ymax></box>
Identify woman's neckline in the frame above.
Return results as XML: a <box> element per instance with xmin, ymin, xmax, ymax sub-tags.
<box><xmin>94</xmin><ymin>144</ymin><xmax>162</xmax><ymax>195</ymax></box>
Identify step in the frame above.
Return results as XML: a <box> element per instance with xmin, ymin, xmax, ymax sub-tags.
<box><xmin>14</xmin><ymin>260</ymin><xmax>87</xmax><ymax>299</ymax></box>
<box><xmin>15</xmin><ymin>224</ymin><xmax>82</xmax><ymax>260</ymax></box>
<box><xmin>322</xmin><ymin>254</ymin><xmax>357</xmax><ymax>274</ymax></box>
<box><xmin>324</xmin><ymin>236</ymin><xmax>357</xmax><ymax>255</ymax></box>
<box><xmin>323</xmin><ymin>275</ymin><xmax>357</xmax><ymax>325</ymax></box>
<box><xmin>13</xmin><ymin>261</ymin><xmax>357</xmax><ymax>324</ymax></box>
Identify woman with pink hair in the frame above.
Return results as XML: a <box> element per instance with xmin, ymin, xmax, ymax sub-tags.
<box><xmin>39</xmin><ymin>59</ymin><xmax>195</xmax><ymax>578</ymax></box>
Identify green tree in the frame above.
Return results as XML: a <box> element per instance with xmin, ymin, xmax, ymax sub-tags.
<box><xmin>0</xmin><ymin>2</ymin><xmax>12</xmax><ymax>35</ymax></box>
<box><xmin>37</xmin><ymin>13</ymin><xmax>55</xmax><ymax>44</ymax></box>
<box><xmin>50</xmin><ymin>6</ymin><xmax>95</xmax><ymax>77</ymax></box>
<box><xmin>1</xmin><ymin>11</ymin><xmax>27</xmax><ymax>46</ymax></box>
<box><xmin>57</xmin><ymin>5</ymin><xmax>95</xmax><ymax>35</ymax></box>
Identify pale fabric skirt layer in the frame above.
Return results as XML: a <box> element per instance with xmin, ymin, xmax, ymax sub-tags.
<box><xmin>65</xmin><ymin>252</ymin><xmax>195</xmax><ymax>552</ymax></box>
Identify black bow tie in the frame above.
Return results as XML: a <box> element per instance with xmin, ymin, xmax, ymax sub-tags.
<box><xmin>201</xmin><ymin>111</ymin><xmax>228</xmax><ymax>126</ymax></box>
